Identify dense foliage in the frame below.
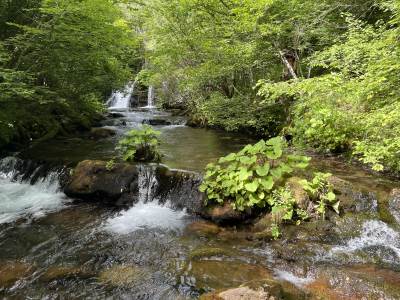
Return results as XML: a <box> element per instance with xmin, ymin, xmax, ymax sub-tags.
<box><xmin>128</xmin><ymin>0</ymin><xmax>400</xmax><ymax>173</ymax></box>
<box><xmin>0</xmin><ymin>0</ymin><xmax>140</xmax><ymax>151</ymax></box>
<box><xmin>2</xmin><ymin>0</ymin><xmax>400</xmax><ymax>174</ymax></box>
<box><xmin>117</xmin><ymin>125</ymin><xmax>161</xmax><ymax>162</ymax></box>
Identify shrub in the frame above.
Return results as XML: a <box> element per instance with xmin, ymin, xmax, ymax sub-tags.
<box><xmin>116</xmin><ymin>125</ymin><xmax>161</xmax><ymax>162</ymax></box>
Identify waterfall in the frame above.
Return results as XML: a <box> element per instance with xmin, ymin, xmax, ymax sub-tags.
<box><xmin>0</xmin><ymin>157</ymin><xmax>68</xmax><ymax>224</ymax></box>
<box><xmin>103</xmin><ymin>166</ymin><xmax>188</xmax><ymax>234</ymax></box>
<box><xmin>146</xmin><ymin>85</ymin><xmax>155</xmax><ymax>108</ymax></box>
<box><xmin>107</xmin><ymin>81</ymin><xmax>136</xmax><ymax>110</ymax></box>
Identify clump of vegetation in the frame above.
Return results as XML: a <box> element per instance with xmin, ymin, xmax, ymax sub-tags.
<box><xmin>199</xmin><ymin>137</ymin><xmax>310</xmax><ymax>211</ymax></box>
<box><xmin>116</xmin><ymin>125</ymin><xmax>161</xmax><ymax>162</ymax></box>
<box><xmin>300</xmin><ymin>172</ymin><xmax>339</xmax><ymax>219</ymax></box>
<box><xmin>106</xmin><ymin>158</ymin><xmax>116</xmax><ymax>171</ymax></box>
<box><xmin>200</xmin><ymin>138</ymin><xmax>339</xmax><ymax>238</ymax></box>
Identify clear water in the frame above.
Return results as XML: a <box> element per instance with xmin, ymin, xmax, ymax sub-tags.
<box><xmin>2</xmin><ymin>107</ymin><xmax>400</xmax><ymax>299</ymax></box>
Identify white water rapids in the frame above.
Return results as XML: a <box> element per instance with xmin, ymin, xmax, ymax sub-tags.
<box><xmin>0</xmin><ymin>160</ymin><xmax>67</xmax><ymax>224</ymax></box>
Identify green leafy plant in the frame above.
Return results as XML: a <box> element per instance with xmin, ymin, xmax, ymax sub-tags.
<box><xmin>106</xmin><ymin>158</ymin><xmax>116</xmax><ymax>171</ymax></box>
<box><xmin>199</xmin><ymin>137</ymin><xmax>310</xmax><ymax>211</ymax></box>
<box><xmin>267</xmin><ymin>185</ymin><xmax>310</xmax><ymax>239</ymax></box>
<box><xmin>300</xmin><ymin>172</ymin><xmax>339</xmax><ymax>219</ymax></box>
<box><xmin>116</xmin><ymin>125</ymin><xmax>161</xmax><ymax>162</ymax></box>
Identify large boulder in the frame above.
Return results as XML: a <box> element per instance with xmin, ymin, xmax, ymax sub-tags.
<box><xmin>64</xmin><ymin>160</ymin><xmax>139</xmax><ymax>205</ymax></box>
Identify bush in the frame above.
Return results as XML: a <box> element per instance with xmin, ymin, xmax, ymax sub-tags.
<box><xmin>116</xmin><ymin>125</ymin><xmax>161</xmax><ymax>162</ymax></box>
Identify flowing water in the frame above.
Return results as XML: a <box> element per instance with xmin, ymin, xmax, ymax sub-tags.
<box><xmin>1</xmin><ymin>100</ymin><xmax>400</xmax><ymax>298</ymax></box>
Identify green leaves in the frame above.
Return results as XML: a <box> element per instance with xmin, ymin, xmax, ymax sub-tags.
<box><xmin>301</xmin><ymin>172</ymin><xmax>339</xmax><ymax>219</ymax></box>
<box><xmin>255</xmin><ymin>164</ymin><xmax>270</xmax><ymax>176</ymax></box>
<box><xmin>199</xmin><ymin>137</ymin><xmax>312</xmax><ymax>211</ymax></box>
<box><xmin>245</xmin><ymin>181</ymin><xmax>259</xmax><ymax>193</ymax></box>
<box><xmin>117</xmin><ymin>125</ymin><xmax>161</xmax><ymax>162</ymax></box>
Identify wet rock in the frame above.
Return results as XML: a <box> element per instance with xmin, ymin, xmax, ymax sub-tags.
<box><xmin>251</xmin><ymin>214</ymin><xmax>274</xmax><ymax>240</ymax></box>
<box><xmin>89</xmin><ymin>127</ymin><xmax>116</xmax><ymax>139</ymax></box>
<box><xmin>187</xmin><ymin>261</ymin><xmax>274</xmax><ymax>291</ymax></box>
<box><xmin>306</xmin><ymin>265</ymin><xmax>400</xmax><ymax>300</ymax></box>
<box><xmin>151</xmin><ymin>165</ymin><xmax>204</xmax><ymax>213</ymax></box>
<box><xmin>107</xmin><ymin>112</ymin><xmax>125</xmax><ymax>118</ymax></box>
<box><xmin>185</xmin><ymin>221</ymin><xmax>222</xmax><ymax>237</ymax></box>
<box><xmin>142</xmin><ymin>119</ymin><xmax>172</xmax><ymax>126</ymax></box>
<box><xmin>0</xmin><ymin>261</ymin><xmax>34</xmax><ymax>288</ymax></box>
<box><xmin>389</xmin><ymin>189</ymin><xmax>400</xmax><ymax>225</ymax></box>
<box><xmin>98</xmin><ymin>265</ymin><xmax>146</xmax><ymax>287</ymax></box>
<box><xmin>328</xmin><ymin>176</ymin><xmax>378</xmax><ymax>214</ymax></box>
<box><xmin>64</xmin><ymin>160</ymin><xmax>139</xmax><ymax>205</ymax></box>
<box><xmin>199</xmin><ymin>203</ymin><xmax>253</xmax><ymax>225</ymax></box>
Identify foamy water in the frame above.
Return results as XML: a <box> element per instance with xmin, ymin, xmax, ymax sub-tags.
<box><xmin>274</xmin><ymin>270</ymin><xmax>315</xmax><ymax>287</ymax></box>
<box><xmin>331</xmin><ymin>220</ymin><xmax>400</xmax><ymax>261</ymax></box>
<box><xmin>104</xmin><ymin>201</ymin><xmax>188</xmax><ymax>234</ymax></box>
<box><xmin>0</xmin><ymin>176</ymin><xmax>67</xmax><ymax>224</ymax></box>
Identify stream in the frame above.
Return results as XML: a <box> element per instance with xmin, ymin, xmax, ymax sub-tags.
<box><xmin>1</xmin><ymin>85</ymin><xmax>400</xmax><ymax>299</ymax></box>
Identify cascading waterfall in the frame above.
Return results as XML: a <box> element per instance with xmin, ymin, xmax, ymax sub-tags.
<box><xmin>146</xmin><ymin>85</ymin><xmax>155</xmax><ymax>108</ymax></box>
<box><xmin>107</xmin><ymin>81</ymin><xmax>136</xmax><ymax>110</ymax></box>
<box><xmin>0</xmin><ymin>157</ymin><xmax>68</xmax><ymax>224</ymax></box>
<box><xmin>104</xmin><ymin>165</ymin><xmax>188</xmax><ymax>234</ymax></box>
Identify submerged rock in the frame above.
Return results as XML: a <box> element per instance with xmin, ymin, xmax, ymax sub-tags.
<box><xmin>0</xmin><ymin>261</ymin><xmax>34</xmax><ymax>288</ymax></box>
<box><xmin>189</xmin><ymin>247</ymin><xmax>232</xmax><ymax>260</ymax></box>
<box><xmin>185</xmin><ymin>221</ymin><xmax>222</xmax><ymax>237</ymax></box>
<box><xmin>40</xmin><ymin>266</ymin><xmax>93</xmax><ymax>282</ymax></box>
<box><xmin>305</xmin><ymin>265</ymin><xmax>400</xmax><ymax>300</ymax></box>
<box><xmin>98</xmin><ymin>265</ymin><xmax>146</xmax><ymax>287</ymax></box>
<box><xmin>64</xmin><ymin>160</ymin><xmax>139</xmax><ymax>205</ymax></box>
